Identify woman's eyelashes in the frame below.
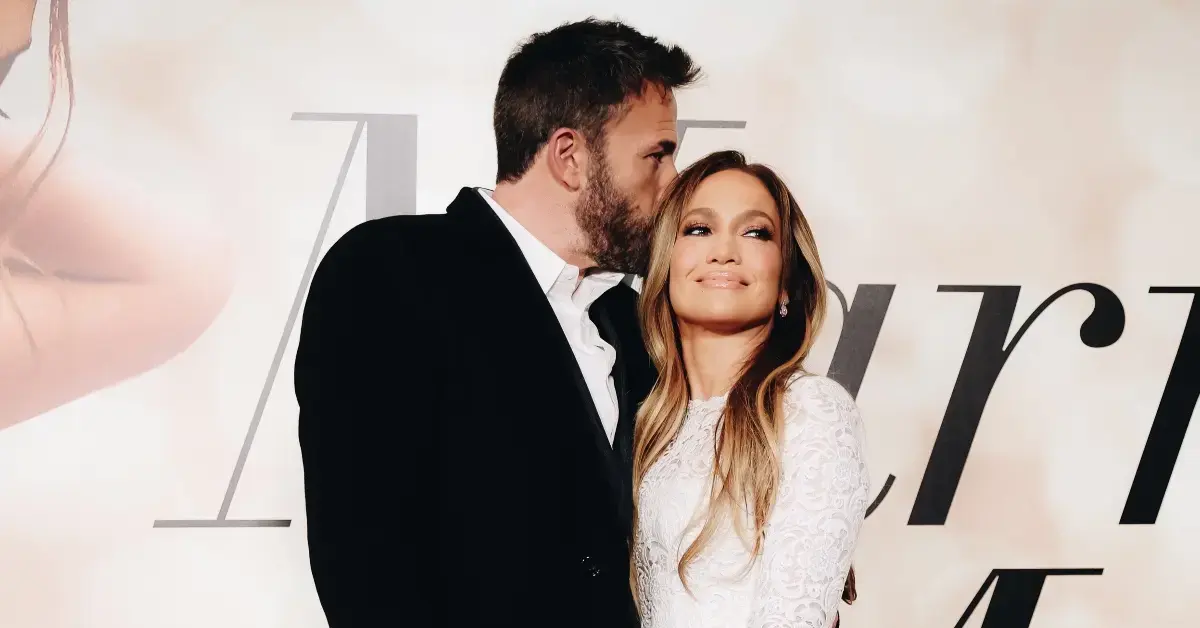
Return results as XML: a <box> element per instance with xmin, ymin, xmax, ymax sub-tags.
<box><xmin>744</xmin><ymin>225</ymin><xmax>774</xmax><ymax>240</ymax></box>
<box><xmin>680</xmin><ymin>222</ymin><xmax>774</xmax><ymax>240</ymax></box>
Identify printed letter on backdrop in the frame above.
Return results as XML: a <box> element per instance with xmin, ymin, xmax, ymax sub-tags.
<box><xmin>909</xmin><ymin>284</ymin><xmax>1125</xmax><ymax>525</ymax></box>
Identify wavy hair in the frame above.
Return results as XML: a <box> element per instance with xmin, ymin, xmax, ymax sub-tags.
<box><xmin>631</xmin><ymin>150</ymin><xmax>857</xmax><ymax>605</ymax></box>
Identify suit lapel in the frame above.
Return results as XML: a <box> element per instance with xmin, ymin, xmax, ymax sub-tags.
<box><xmin>446</xmin><ymin>188</ymin><xmax>624</xmax><ymax>522</ymax></box>
<box><xmin>591</xmin><ymin>302</ymin><xmax>635</xmax><ymax>532</ymax></box>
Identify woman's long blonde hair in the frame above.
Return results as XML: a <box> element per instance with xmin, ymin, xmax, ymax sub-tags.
<box><xmin>632</xmin><ymin>150</ymin><xmax>856</xmax><ymax>602</ymax></box>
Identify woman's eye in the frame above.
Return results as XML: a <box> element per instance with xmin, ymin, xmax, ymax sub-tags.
<box><xmin>681</xmin><ymin>224</ymin><xmax>711</xmax><ymax>236</ymax></box>
<box><xmin>744</xmin><ymin>227</ymin><xmax>773</xmax><ymax>240</ymax></box>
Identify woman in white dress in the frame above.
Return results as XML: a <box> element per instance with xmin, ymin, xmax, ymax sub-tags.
<box><xmin>632</xmin><ymin>150</ymin><xmax>869</xmax><ymax>628</ymax></box>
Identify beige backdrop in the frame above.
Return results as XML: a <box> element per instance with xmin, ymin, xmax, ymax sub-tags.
<box><xmin>1</xmin><ymin>0</ymin><xmax>1198</xmax><ymax>626</ymax></box>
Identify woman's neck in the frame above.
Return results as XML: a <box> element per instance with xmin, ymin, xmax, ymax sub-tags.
<box><xmin>678</xmin><ymin>323</ymin><xmax>770</xmax><ymax>401</ymax></box>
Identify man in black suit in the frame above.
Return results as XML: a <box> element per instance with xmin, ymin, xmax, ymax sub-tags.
<box><xmin>294</xmin><ymin>18</ymin><xmax>700</xmax><ymax>627</ymax></box>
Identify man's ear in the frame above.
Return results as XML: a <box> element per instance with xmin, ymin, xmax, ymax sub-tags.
<box><xmin>545</xmin><ymin>128</ymin><xmax>587</xmax><ymax>192</ymax></box>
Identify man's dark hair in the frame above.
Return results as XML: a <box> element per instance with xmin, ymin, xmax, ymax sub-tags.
<box><xmin>493</xmin><ymin>17</ymin><xmax>701</xmax><ymax>183</ymax></box>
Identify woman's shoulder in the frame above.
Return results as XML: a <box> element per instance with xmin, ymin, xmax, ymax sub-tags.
<box><xmin>780</xmin><ymin>373</ymin><xmax>870</xmax><ymax>485</ymax></box>
<box><xmin>781</xmin><ymin>373</ymin><xmax>864</xmax><ymax>434</ymax></box>
<box><xmin>784</xmin><ymin>372</ymin><xmax>856</xmax><ymax>409</ymax></box>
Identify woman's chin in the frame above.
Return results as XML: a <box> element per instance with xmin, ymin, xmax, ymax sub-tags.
<box><xmin>678</xmin><ymin>309</ymin><xmax>772</xmax><ymax>336</ymax></box>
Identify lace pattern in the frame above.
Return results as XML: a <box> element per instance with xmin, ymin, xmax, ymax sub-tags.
<box><xmin>634</xmin><ymin>375</ymin><xmax>870</xmax><ymax>628</ymax></box>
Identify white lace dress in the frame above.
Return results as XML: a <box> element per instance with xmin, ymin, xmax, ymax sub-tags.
<box><xmin>634</xmin><ymin>375</ymin><xmax>870</xmax><ymax>628</ymax></box>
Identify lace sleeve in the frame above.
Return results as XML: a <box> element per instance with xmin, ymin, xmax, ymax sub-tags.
<box><xmin>748</xmin><ymin>375</ymin><xmax>871</xmax><ymax>628</ymax></box>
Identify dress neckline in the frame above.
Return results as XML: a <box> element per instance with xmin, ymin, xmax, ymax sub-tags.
<box><xmin>687</xmin><ymin>394</ymin><xmax>728</xmax><ymax>413</ymax></box>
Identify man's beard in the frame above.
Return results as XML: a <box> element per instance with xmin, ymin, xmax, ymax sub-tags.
<box><xmin>575</xmin><ymin>156</ymin><xmax>655</xmax><ymax>275</ymax></box>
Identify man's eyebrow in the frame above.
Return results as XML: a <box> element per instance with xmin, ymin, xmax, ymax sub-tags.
<box><xmin>652</xmin><ymin>139</ymin><xmax>677</xmax><ymax>156</ymax></box>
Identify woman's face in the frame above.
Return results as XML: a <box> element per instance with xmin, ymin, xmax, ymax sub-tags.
<box><xmin>667</xmin><ymin>169</ymin><xmax>785</xmax><ymax>334</ymax></box>
<box><xmin>0</xmin><ymin>0</ymin><xmax>36</xmax><ymax>88</ymax></box>
<box><xmin>0</xmin><ymin>0</ymin><xmax>35</xmax><ymax>58</ymax></box>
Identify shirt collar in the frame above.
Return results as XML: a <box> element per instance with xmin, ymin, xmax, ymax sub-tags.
<box><xmin>477</xmin><ymin>188</ymin><xmax>625</xmax><ymax>303</ymax></box>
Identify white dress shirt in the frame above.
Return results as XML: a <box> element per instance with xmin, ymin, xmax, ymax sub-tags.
<box><xmin>477</xmin><ymin>189</ymin><xmax>625</xmax><ymax>444</ymax></box>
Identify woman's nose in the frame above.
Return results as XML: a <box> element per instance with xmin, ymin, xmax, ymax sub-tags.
<box><xmin>707</xmin><ymin>235</ymin><xmax>738</xmax><ymax>264</ymax></box>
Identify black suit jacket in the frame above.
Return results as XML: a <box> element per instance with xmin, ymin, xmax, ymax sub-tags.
<box><xmin>295</xmin><ymin>188</ymin><xmax>655</xmax><ymax>627</ymax></box>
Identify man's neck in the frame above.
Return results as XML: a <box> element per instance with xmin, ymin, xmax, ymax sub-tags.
<box><xmin>492</xmin><ymin>180</ymin><xmax>593</xmax><ymax>272</ymax></box>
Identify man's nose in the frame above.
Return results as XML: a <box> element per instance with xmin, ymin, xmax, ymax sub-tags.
<box><xmin>661</xmin><ymin>158</ymin><xmax>679</xmax><ymax>185</ymax></box>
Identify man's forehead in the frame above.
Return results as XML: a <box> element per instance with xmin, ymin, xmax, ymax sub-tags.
<box><xmin>642</xmin><ymin>82</ymin><xmax>676</xmax><ymax>105</ymax></box>
<box><xmin>611</xmin><ymin>87</ymin><xmax>678</xmax><ymax>136</ymax></box>
<box><xmin>629</xmin><ymin>84</ymin><xmax>676</xmax><ymax>116</ymax></box>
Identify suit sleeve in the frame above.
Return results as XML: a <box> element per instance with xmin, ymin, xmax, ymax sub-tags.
<box><xmin>295</xmin><ymin>224</ymin><xmax>438</xmax><ymax>626</ymax></box>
